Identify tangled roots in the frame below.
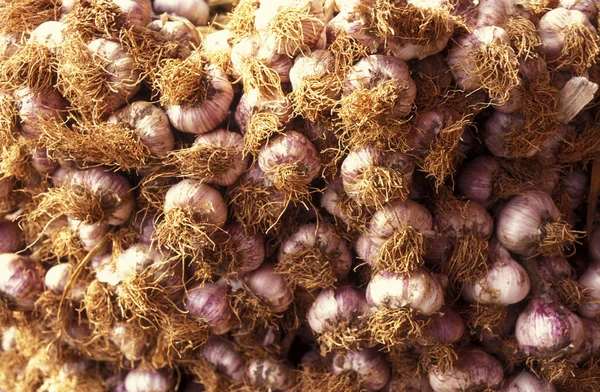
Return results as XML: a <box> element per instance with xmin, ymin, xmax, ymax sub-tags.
<box><xmin>442</xmin><ymin>234</ymin><xmax>489</xmax><ymax>289</ymax></box>
<box><xmin>367</xmin><ymin>306</ymin><xmax>429</xmax><ymax>348</ymax></box>
<box><xmin>274</xmin><ymin>248</ymin><xmax>337</xmax><ymax>291</ymax></box>
<box><xmin>374</xmin><ymin>227</ymin><xmax>425</xmax><ymax>275</ymax></box>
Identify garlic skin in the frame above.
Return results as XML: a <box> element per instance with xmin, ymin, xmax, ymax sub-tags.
<box><xmin>0</xmin><ymin>254</ymin><xmax>43</xmax><ymax>311</ymax></box>
<box><xmin>164</xmin><ymin>179</ymin><xmax>228</xmax><ymax>228</ymax></box>
<box><xmin>0</xmin><ymin>33</ymin><xmax>23</xmax><ymax>59</ymax></box>
<box><xmin>447</xmin><ymin>26</ymin><xmax>514</xmax><ymax>92</ymax></box>
<box><xmin>108</xmin><ymin>101</ymin><xmax>175</xmax><ymax>157</ymax></box>
<box><xmin>366</xmin><ymin>269</ymin><xmax>445</xmax><ymax>315</ymax></box>
<box><xmin>332</xmin><ymin>348</ymin><xmax>391</xmax><ymax>392</ymax></box>
<box><xmin>258</xmin><ymin>131</ymin><xmax>321</xmax><ymax>189</ymax></box>
<box><xmin>0</xmin><ymin>221</ymin><xmax>23</xmax><ymax>254</ymax></box>
<box><xmin>146</xmin><ymin>18</ymin><xmax>200</xmax><ymax>58</ymax></box>
<box><xmin>589</xmin><ymin>224</ymin><xmax>600</xmax><ymax>262</ymax></box>
<box><xmin>153</xmin><ymin>0</ymin><xmax>209</xmax><ymax>26</ymax></box>
<box><xmin>426</xmin><ymin>306</ymin><xmax>466</xmax><ymax>344</ymax></box>
<box><xmin>502</xmin><ymin>371</ymin><xmax>556</xmax><ymax>392</ymax></box>
<box><xmin>124</xmin><ymin>366</ymin><xmax>175</xmax><ymax>392</ymax></box>
<box><xmin>29</xmin><ymin>21</ymin><xmax>65</xmax><ymax>50</ymax></box>
<box><xmin>115</xmin><ymin>243</ymin><xmax>182</xmax><ymax>300</ymax></box>
<box><xmin>109</xmin><ymin>322</ymin><xmax>148</xmax><ymax>361</ymax></box>
<box><xmin>185</xmin><ymin>282</ymin><xmax>233</xmax><ymax>335</ymax></box>
<box><xmin>166</xmin><ymin>67</ymin><xmax>234</xmax><ymax>135</ymax></box>
<box><xmin>202</xmin><ymin>337</ymin><xmax>246</xmax><ymax>382</ymax></box>
<box><xmin>463</xmin><ymin>241</ymin><xmax>531</xmax><ymax>306</ymax></box>
<box><xmin>428</xmin><ymin>349</ymin><xmax>504</xmax><ymax>392</ymax></box>
<box><xmin>234</xmin><ymin>89</ymin><xmax>291</xmax><ymax>135</ymax></box>
<box><xmin>307</xmin><ymin>286</ymin><xmax>370</xmax><ymax>335</ymax></box>
<box><xmin>190</xmin><ymin>129</ymin><xmax>248</xmax><ymax>186</ymax></box>
<box><xmin>456</xmin><ymin>155</ymin><xmax>500</xmax><ymax>208</ymax></box>
<box><xmin>577</xmin><ymin>261</ymin><xmax>600</xmax><ymax>319</ymax></box>
<box><xmin>225</xmin><ymin>222</ymin><xmax>265</xmax><ymax>274</ymax></box>
<box><xmin>328</xmin><ymin>0</ymin><xmax>377</xmax><ymax>50</ymax></box>
<box><xmin>68</xmin><ymin>218</ymin><xmax>110</xmax><ymax>251</ymax></box>
<box><xmin>562</xmin><ymin>169</ymin><xmax>588</xmax><ymax>210</ymax></box>
<box><xmin>367</xmin><ymin>199</ymin><xmax>433</xmax><ymax>241</ymax></box>
<box><xmin>341</xmin><ymin>146</ymin><xmax>415</xmax><ymax>208</ymax></box>
<box><xmin>254</xmin><ymin>0</ymin><xmax>325</xmax><ymax>57</ymax></box>
<box><xmin>70</xmin><ymin>167</ymin><xmax>135</xmax><ymax>226</ymax></box>
<box><xmin>496</xmin><ymin>191</ymin><xmax>573</xmax><ymax>257</ymax></box>
<box><xmin>243</xmin><ymin>263</ymin><xmax>293</xmax><ymax>313</ymax></box>
<box><xmin>384</xmin><ymin>374</ymin><xmax>433</xmax><ymax>392</ymax></box>
<box><xmin>571</xmin><ymin>318</ymin><xmax>600</xmax><ymax>363</ymax></box>
<box><xmin>344</xmin><ymin>55</ymin><xmax>417</xmax><ymax>118</ymax></box>
<box><xmin>475</xmin><ymin>0</ymin><xmax>514</xmax><ymax>27</ymax></box>
<box><xmin>278</xmin><ymin>222</ymin><xmax>352</xmax><ymax>283</ymax></box>
<box><xmin>230</xmin><ymin>37</ymin><xmax>293</xmax><ymax>84</ymax></box>
<box><xmin>539</xmin><ymin>9</ymin><xmax>597</xmax><ymax>69</ymax></box>
<box><xmin>15</xmin><ymin>87</ymin><xmax>68</xmax><ymax>139</ymax></box>
<box><xmin>247</xmin><ymin>358</ymin><xmax>296</xmax><ymax>391</ymax></box>
<box><xmin>86</xmin><ymin>38</ymin><xmax>141</xmax><ymax>115</ymax></box>
<box><xmin>117</xmin><ymin>0</ymin><xmax>153</xmax><ymax>28</ymax></box>
<box><xmin>45</xmin><ymin>263</ymin><xmax>73</xmax><ymax>294</ymax></box>
<box><xmin>484</xmin><ymin>111</ymin><xmax>538</xmax><ymax>159</ymax></box>
<box><xmin>30</xmin><ymin>148</ymin><xmax>58</xmax><ymax>175</ymax></box>
<box><xmin>560</xmin><ymin>0</ymin><xmax>598</xmax><ymax>21</ymax></box>
<box><xmin>515</xmin><ymin>296</ymin><xmax>585</xmax><ymax>356</ymax></box>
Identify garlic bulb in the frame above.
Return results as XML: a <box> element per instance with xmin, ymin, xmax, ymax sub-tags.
<box><xmin>362</xmin><ymin>200</ymin><xmax>433</xmax><ymax>274</ymax></box>
<box><xmin>109</xmin><ymin>322</ymin><xmax>148</xmax><ymax>361</ymax></box>
<box><xmin>57</xmin><ymin>38</ymin><xmax>141</xmax><ymax>117</ymax></box>
<box><xmin>146</xmin><ymin>18</ymin><xmax>200</xmax><ymax>59</ymax></box>
<box><xmin>0</xmin><ymin>220</ymin><xmax>23</xmax><ymax>254</ymax></box>
<box><xmin>258</xmin><ymin>131</ymin><xmax>321</xmax><ymax>197</ymax></box>
<box><xmin>456</xmin><ymin>155</ymin><xmax>500</xmax><ymax>208</ymax></box>
<box><xmin>153</xmin><ymin>0</ymin><xmax>209</xmax><ymax>26</ymax></box>
<box><xmin>29</xmin><ymin>20</ymin><xmax>65</xmax><ymax>50</ymax></box>
<box><xmin>428</xmin><ymin>349</ymin><xmax>504</xmax><ymax>392</ymax></box>
<box><xmin>254</xmin><ymin>0</ymin><xmax>325</xmax><ymax>56</ymax></box>
<box><xmin>560</xmin><ymin>0</ymin><xmax>598</xmax><ymax>21</ymax></box>
<box><xmin>163</xmin><ymin>179</ymin><xmax>228</xmax><ymax>228</ymax></box>
<box><xmin>165</xmin><ymin>67</ymin><xmax>234</xmax><ymax>135</ymax></box>
<box><xmin>332</xmin><ymin>348</ymin><xmax>391</xmax><ymax>392</ymax></box>
<box><xmin>497</xmin><ymin>191</ymin><xmax>578</xmax><ymax>257</ymax></box>
<box><xmin>234</xmin><ymin>88</ymin><xmax>291</xmax><ymax>136</ymax></box>
<box><xmin>515</xmin><ymin>295</ymin><xmax>585</xmax><ymax>356</ymax></box>
<box><xmin>539</xmin><ymin>8</ymin><xmax>599</xmax><ymax>74</ymax></box>
<box><xmin>202</xmin><ymin>337</ymin><xmax>246</xmax><ymax>382</ymax></box>
<box><xmin>124</xmin><ymin>366</ymin><xmax>175</xmax><ymax>392</ymax></box>
<box><xmin>341</xmin><ymin>146</ymin><xmax>414</xmax><ymax>208</ymax></box>
<box><xmin>15</xmin><ymin>87</ymin><xmax>68</xmax><ymax>139</ymax></box>
<box><xmin>447</xmin><ymin>26</ymin><xmax>519</xmax><ymax>103</ymax></box>
<box><xmin>0</xmin><ymin>253</ymin><xmax>43</xmax><ymax>311</ymax></box>
<box><xmin>224</xmin><ymin>222</ymin><xmax>265</xmax><ymax>274</ymax></box>
<box><xmin>343</xmin><ymin>55</ymin><xmax>417</xmax><ymax>119</ymax></box>
<box><xmin>108</xmin><ymin>101</ymin><xmax>175</xmax><ymax>157</ymax></box>
<box><xmin>425</xmin><ymin>306</ymin><xmax>466</xmax><ymax>344</ymax></box>
<box><xmin>367</xmin><ymin>269</ymin><xmax>445</xmax><ymax>316</ymax></box>
<box><xmin>243</xmin><ymin>263</ymin><xmax>293</xmax><ymax>313</ymax></box>
<box><xmin>577</xmin><ymin>261</ymin><xmax>600</xmax><ymax>319</ymax></box>
<box><xmin>463</xmin><ymin>240</ymin><xmax>531</xmax><ymax>306</ymax></box>
<box><xmin>247</xmin><ymin>358</ymin><xmax>296</xmax><ymax>391</ymax></box>
<box><xmin>277</xmin><ymin>222</ymin><xmax>352</xmax><ymax>289</ymax></box>
<box><xmin>186</xmin><ymin>282</ymin><xmax>233</xmax><ymax>335</ymax></box>
<box><xmin>45</xmin><ymin>263</ymin><xmax>73</xmax><ymax>295</ymax></box>
<box><xmin>503</xmin><ymin>371</ymin><xmax>556</xmax><ymax>392</ymax></box>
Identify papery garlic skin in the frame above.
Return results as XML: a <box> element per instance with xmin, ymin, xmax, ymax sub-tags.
<box><xmin>146</xmin><ymin>18</ymin><xmax>200</xmax><ymax>58</ymax></box>
<box><xmin>428</xmin><ymin>349</ymin><xmax>504</xmax><ymax>392</ymax></box>
<box><xmin>560</xmin><ymin>0</ymin><xmax>598</xmax><ymax>21</ymax></box>
<box><xmin>463</xmin><ymin>241</ymin><xmax>531</xmax><ymax>306</ymax></box>
<box><xmin>108</xmin><ymin>101</ymin><xmax>175</xmax><ymax>157</ymax></box>
<box><xmin>366</xmin><ymin>269</ymin><xmax>445</xmax><ymax>315</ymax></box>
<box><xmin>307</xmin><ymin>286</ymin><xmax>370</xmax><ymax>335</ymax></box>
<box><xmin>70</xmin><ymin>167</ymin><xmax>136</xmax><ymax>226</ymax></box>
<box><xmin>456</xmin><ymin>155</ymin><xmax>499</xmax><ymax>208</ymax></box>
<box><xmin>86</xmin><ymin>38</ymin><xmax>141</xmax><ymax>115</ymax></box>
<box><xmin>258</xmin><ymin>131</ymin><xmax>321</xmax><ymax>188</ymax></box>
<box><xmin>247</xmin><ymin>358</ymin><xmax>296</xmax><ymax>391</ymax></box>
<box><xmin>29</xmin><ymin>21</ymin><xmax>65</xmax><ymax>50</ymax></box>
<box><xmin>0</xmin><ymin>254</ymin><xmax>43</xmax><ymax>311</ymax></box>
<box><xmin>341</xmin><ymin>146</ymin><xmax>415</xmax><ymax>208</ymax></box>
<box><xmin>15</xmin><ymin>87</ymin><xmax>68</xmax><ymax>139</ymax></box>
<box><xmin>191</xmin><ymin>129</ymin><xmax>248</xmax><ymax>186</ymax></box>
<box><xmin>230</xmin><ymin>37</ymin><xmax>293</xmax><ymax>84</ymax></box>
<box><xmin>515</xmin><ymin>296</ymin><xmax>585</xmax><ymax>356</ymax></box>
<box><xmin>166</xmin><ymin>67</ymin><xmax>234</xmax><ymax>135</ymax></box>
<box><xmin>0</xmin><ymin>221</ymin><xmax>23</xmax><ymax>254</ymax></box>
<box><xmin>234</xmin><ymin>88</ymin><xmax>291</xmax><ymax>135</ymax></box>
<box><xmin>344</xmin><ymin>55</ymin><xmax>417</xmax><ymax>118</ymax></box>
<box><xmin>243</xmin><ymin>263</ymin><xmax>293</xmax><ymax>312</ymax></box>
<box><xmin>539</xmin><ymin>9</ymin><xmax>597</xmax><ymax>69</ymax></box>
<box><xmin>164</xmin><ymin>179</ymin><xmax>228</xmax><ymax>228</ymax></box>
<box><xmin>153</xmin><ymin>0</ymin><xmax>210</xmax><ymax>26</ymax></box>
<box><xmin>426</xmin><ymin>306</ymin><xmax>466</xmax><ymax>344</ymax></box>
<box><xmin>502</xmin><ymin>371</ymin><xmax>556</xmax><ymax>392</ymax></box>
<box><xmin>118</xmin><ymin>0</ymin><xmax>153</xmax><ymax>28</ymax></box>
<box><xmin>45</xmin><ymin>263</ymin><xmax>73</xmax><ymax>294</ymax></box>
<box><xmin>496</xmin><ymin>191</ymin><xmax>572</xmax><ymax>257</ymax></box>
<box><xmin>202</xmin><ymin>337</ymin><xmax>246</xmax><ymax>382</ymax></box>
<box><xmin>124</xmin><ymin>366</ymin><xmax>175</xmax><ymax>392</ymax></box>
<box><xmin>279</xmin><ymin>222</ymin><xmax>352</xmax><ymax>282</ymax></box>
<box><xmin>226</xmin><ymin>222</ymin><xmax>265</xmax><ymax>274</ymax></box>
<box><xmin>577</xmin><ymin>261</ymin><xmax>600</xmax><ymax>319</ymax></box>
<box><xmin>185</xmin><ymin>282</ymin><xmax>233</xmax><ymax>334</ymax></box>
<box><xmin>332</xmin><ymin>348</ymin><xmax>391</xmax><ymax>391</ymax></box>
